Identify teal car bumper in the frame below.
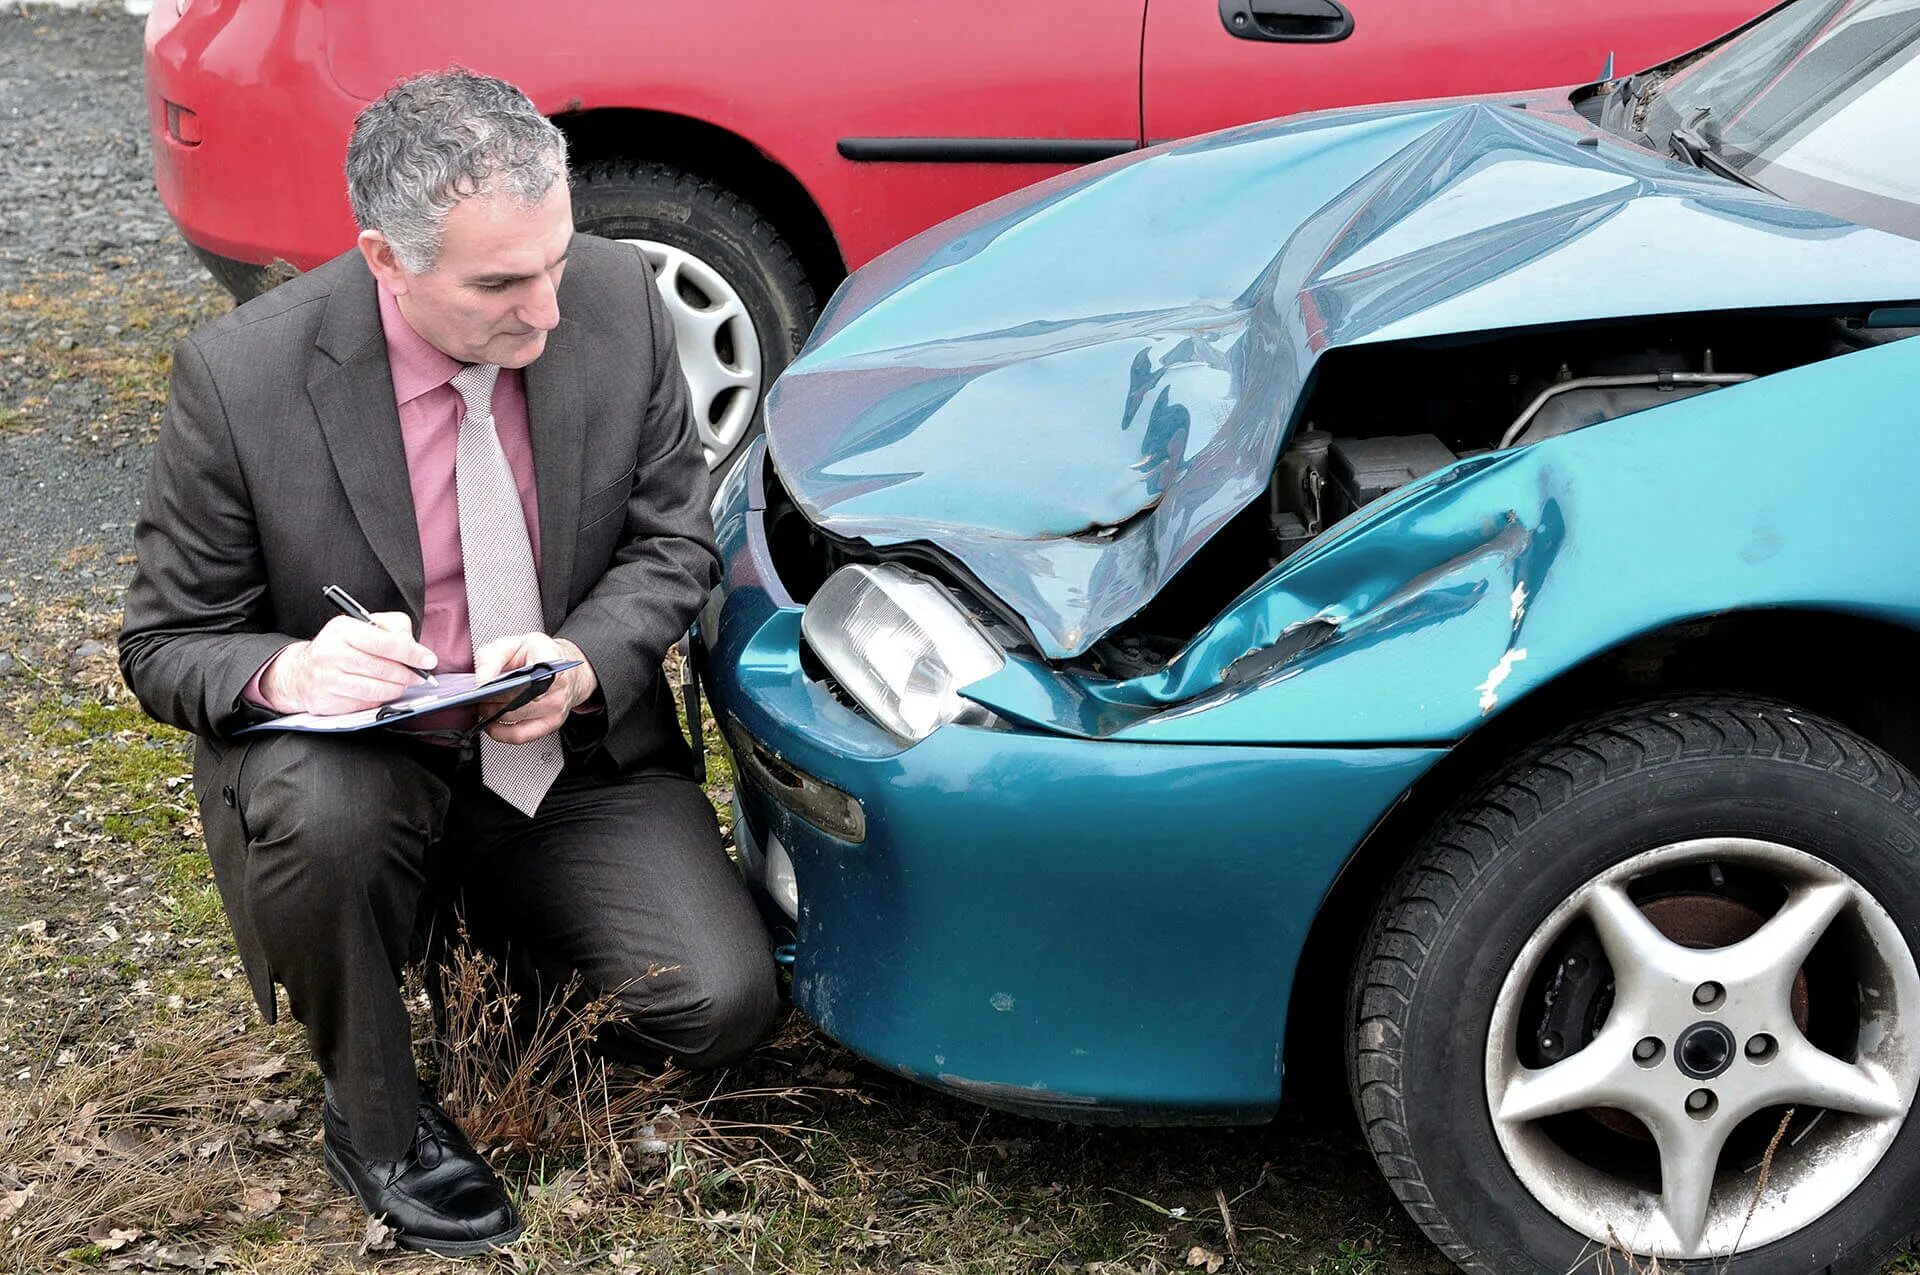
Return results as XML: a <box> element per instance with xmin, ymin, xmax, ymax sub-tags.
<box><xmin>703</xmin><ymin>445</ymin><xmax>1442</xmax><ymax>1121</ymax></box>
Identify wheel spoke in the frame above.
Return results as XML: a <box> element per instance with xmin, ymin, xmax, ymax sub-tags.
<box><xmin>1497</xmin><ymin>1028</ymin><xmax>1641</xmax><ymax>1124</ymax></box>
<box><xmin>1763</xmin><ymin>1036</ymin><xmax>1905</xmax><ymax>1118</ymax></box>
<box><xmin>682</xmin><ymin>355</ymin><xmax>758</xmax><ymax>420</ymax></box>
<box><xmin>1585</xmin><ymin>882</ymin><xmax>1687</xmax><ymax>995</ymax></box>
<box><xmin>646</xmin><ymin>249</ymin><xmax>682</xmax><ymax>298</ymax></box>
<box><xmin>688</xmin><ymin>297</ymin><xmax>749</xmax><ymax>349</ymax></box>
<box><xmin>1727</xmin><ymin>880</ymin><xmax>1852</xmax><ymax>1000</ymax></box>
<box><xmin>1652</xmin><ymin>1116</ymin><xmax>1731</xmax><ymax>1253</ymax></box>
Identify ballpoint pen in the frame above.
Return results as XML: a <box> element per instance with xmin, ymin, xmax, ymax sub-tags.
<box><xmin>321</xmin><ymin>584</ymin><xmax>439</xmax><ymax>687</ymax></box>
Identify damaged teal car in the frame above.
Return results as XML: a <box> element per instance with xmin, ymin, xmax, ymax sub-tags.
<box><xmin>697</xmin><ymin>1</ymin><xmax>1920</xmax><ymax>1268</ymax></box>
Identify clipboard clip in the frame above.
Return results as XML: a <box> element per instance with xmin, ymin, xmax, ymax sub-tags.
<box><xmin>373</xmin><ymin>663</ymin><xmax>559</xmax><ymax>723</ymax></box>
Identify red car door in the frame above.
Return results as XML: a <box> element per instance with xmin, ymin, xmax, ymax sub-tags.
<box><xmin>1142</xmin><ymin>0</ymin><xmax>1774</xmax><ymax>144</ymax></box>
<box><xmin>320</xmin><ymin>1</ymin><xmax>1149</xmax><ymax>271</ymax></box>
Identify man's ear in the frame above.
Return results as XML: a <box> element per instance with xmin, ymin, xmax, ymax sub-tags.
<box><xmin>356</xmin><ymin>229</ymin><xmax>411</xmax><ymax>297</ymax></box>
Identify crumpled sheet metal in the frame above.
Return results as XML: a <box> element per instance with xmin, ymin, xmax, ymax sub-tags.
<box><xmin>961</xmin><ymin>333</ymin><xmax>1920</xmax><ymax>745</ymax></box>
<box><xmin>765</xmin><ymin>96</ymin><xmax>1920</xmax><ymax>660</ymax></box>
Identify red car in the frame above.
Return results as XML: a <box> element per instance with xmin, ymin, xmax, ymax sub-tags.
<box><xmin>145</xmin><ymin>0</ymin><xmax>1769</xmax><ymax>474</ymax></box>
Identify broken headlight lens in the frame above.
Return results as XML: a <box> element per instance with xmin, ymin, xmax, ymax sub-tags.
<box><xmin>800</xmin><ymin>563</ymin><xmax>1005</xmax><ymax>743</ymax></box>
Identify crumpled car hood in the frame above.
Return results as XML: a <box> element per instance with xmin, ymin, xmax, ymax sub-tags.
<box><xmin>764</xmin><ymin>96</ymin><xmax>1920</xmax><ymax>660</ymax></box>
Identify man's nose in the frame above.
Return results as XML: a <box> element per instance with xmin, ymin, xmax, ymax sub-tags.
<box><xmin>520</xmin><ymin>275</ymin><xmax>561</xmax><ymax>332</ymax></box>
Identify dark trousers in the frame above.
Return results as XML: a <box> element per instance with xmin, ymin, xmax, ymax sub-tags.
<box><xmin>231</xmin><ymin>730</ymin><xmax>778</xmax><ymax>1160</ymax></box>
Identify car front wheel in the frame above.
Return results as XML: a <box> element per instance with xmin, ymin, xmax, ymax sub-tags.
<box><xmin>1350</xmin><ymin>696</ymin><xmax>1920</xmax><ymax>1273</ymax></box>
<box><xmin>571</xmin><ymin>160</ymin><xmax>818</xmax><ymax>482</ymax></box>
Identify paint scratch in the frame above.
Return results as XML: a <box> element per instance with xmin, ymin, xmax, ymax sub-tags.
<box><xmin>1476</xmin><ymin>648</ymin><xmax>1528</xmax><ymax>715</ymax></box>
<box><xmin>1509</xmin><ymin>582</ymin><xmax>1528</xmax><ymax>624</ymax></box>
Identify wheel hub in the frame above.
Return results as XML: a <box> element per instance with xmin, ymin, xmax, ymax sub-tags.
<box><xmin>1674</xmin><ymin>1020</ymin><xmax>1736</xmax><ymax>1080</ymax></box>
<box><xmin>1553</xmin><ymin>890</ymin><xmax>1811</xmax><ymax>1139</ymax></box>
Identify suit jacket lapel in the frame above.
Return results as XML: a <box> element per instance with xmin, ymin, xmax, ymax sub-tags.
<box><xmin>307</xmin><ymin>265</ymin><xmax>427</xmax><ymax>620</ymax></box>
<box><xmin>523</xmin><ymin>316</ymin><xmax>585</xmax><ymax>631</ymax></box>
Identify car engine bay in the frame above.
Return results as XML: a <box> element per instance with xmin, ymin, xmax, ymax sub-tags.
<box><xmin>1085</xmin><ymin>307</ymin><xmax>1918</xmax><ymax>676</ymax></box>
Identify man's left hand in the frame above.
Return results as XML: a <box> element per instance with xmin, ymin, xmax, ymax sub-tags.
<box><xmin>472</xmin><ymin>633</ymin><xmax>598</xmax><ymax>744</ymax></box>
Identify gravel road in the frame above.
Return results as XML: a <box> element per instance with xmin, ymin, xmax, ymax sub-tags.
<box><xmin>0</xmin><ymin>5</ymin><xmax>217</xmax><ymax>618</ymax></box>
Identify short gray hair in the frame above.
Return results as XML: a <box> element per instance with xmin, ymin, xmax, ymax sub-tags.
<box><xmin>345</xmin><ymin>68</ymin><xmax>568</xmax><ymax>274</ymax></box>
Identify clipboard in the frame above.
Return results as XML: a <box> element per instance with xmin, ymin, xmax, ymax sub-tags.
<box><xmin>235</xmin><ymin>660</ymin><xmax>581</xmax><ymax>735</ymax></box>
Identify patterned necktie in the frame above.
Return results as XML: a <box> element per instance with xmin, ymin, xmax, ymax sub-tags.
<box><xmin>450</xmin><ymin>362</ymin><xmax>562</xmax><ymax>816</ymax></box>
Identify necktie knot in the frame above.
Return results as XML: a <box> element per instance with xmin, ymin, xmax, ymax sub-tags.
<box><xmin>450</xmin><ymin>363</ymin><xmax>501</xmax><ymax>420</ymax></box>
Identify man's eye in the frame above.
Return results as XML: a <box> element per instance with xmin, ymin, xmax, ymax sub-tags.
<box><xmin>477</xmin><ymin>281</ymin><xmax>512</xmax><ymax>293</ymax></box>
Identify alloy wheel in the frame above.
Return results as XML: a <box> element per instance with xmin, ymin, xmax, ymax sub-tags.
<box><xmin>1485</xmin><ymin>836</ymin><xmax>1920</xmax><ymax>1258</ymax></box>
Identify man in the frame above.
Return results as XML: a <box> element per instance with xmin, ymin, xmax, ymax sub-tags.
<box><xmin>119</xmin><ymin>70</ymin><xmax>779</xmax><ymax>1256</ymax></box>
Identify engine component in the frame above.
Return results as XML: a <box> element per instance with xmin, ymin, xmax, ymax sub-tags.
<box><xmin>1498</xmin><ymin>372</ymin><xmax>1754</xmax><ymax>449</ymax></box>
<box><xmin>1328</xmin><ymin>434</ymin><xmax>1457</xmax><ymax>522</ymax></box>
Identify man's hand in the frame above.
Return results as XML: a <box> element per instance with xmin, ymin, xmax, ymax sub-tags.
<box><xmin>472</xmin><ymin>633</ymin><xmax>598</xmax><ymax>744</ymax></box>
<box><xmin>262</xmin><ymin>613</ymin><xmax>438</xmax><ymax>716</ymax></box>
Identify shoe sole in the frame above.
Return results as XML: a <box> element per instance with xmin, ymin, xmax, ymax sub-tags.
<box><xmin>323</xmin><ymin>1138</ymin><xmax>524</xmax><ymax>1257</ymax></box>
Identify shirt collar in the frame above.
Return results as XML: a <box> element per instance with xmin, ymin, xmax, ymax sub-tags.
<box><xmin>376</xmin><ymin>286</ymin><xmax>464</xmax><ymax>406</ymax></box>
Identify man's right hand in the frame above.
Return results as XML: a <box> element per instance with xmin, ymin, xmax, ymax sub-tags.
<box><xmin>260</xmin><ymin>613</ymin><xmax>437</xmax><ymax>715</ymax></box>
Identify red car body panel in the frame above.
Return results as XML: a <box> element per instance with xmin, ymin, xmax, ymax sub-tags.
<box><xmin>1142</xmin><ymin>0</ymin><xmax>1770</xmax><ymax>142</ymax></box>
<box><xmin>146</xmin><ymin>0</ymin><xmax>1772</xmax><ymax>279</ymax></box>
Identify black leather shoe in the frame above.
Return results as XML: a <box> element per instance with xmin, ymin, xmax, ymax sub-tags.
<box><xmin>322</xmin><ymin>1088</ymin><xmax>522</xmax><ymax>1257</ymax></box>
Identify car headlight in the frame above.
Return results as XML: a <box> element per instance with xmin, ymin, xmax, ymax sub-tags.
<box><xmin>800</xmin><ymin>562</ymin><xmax>1005</xmax><ymax>743</ymax></box>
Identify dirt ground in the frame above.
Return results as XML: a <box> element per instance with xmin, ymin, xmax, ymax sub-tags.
<box><xmin>0</xmin><ymin>7</ymin><xmax>1914</xmax><ymax>1275</ymax></box>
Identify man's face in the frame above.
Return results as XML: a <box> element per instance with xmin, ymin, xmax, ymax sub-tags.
<box><xmin>372</xmin><ymin>175</ymin><xmax>574</xmax><ymax>368</ymax></box>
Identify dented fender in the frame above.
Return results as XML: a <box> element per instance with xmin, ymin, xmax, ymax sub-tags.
<box><xmin>963</xmin><ymin>335</ymin><xmax>1920</xmax><ymax>745</ymax></box>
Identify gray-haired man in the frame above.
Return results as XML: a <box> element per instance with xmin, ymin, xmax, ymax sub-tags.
<box><xmin>119</xmin><ymin>70</ymin><xmax>778</xmax><ymax>1255</ymax></box>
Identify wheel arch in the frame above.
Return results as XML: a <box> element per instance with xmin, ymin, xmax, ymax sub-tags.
<box><xmin>1279</xmin><ymin>605</ymin><xmax>1920</xmax><ymax>1107</ymax></box>
<box><xmin>552</xmin><ymin>107</ymin><xmax>845</xmax><ymax>307</ymax></box>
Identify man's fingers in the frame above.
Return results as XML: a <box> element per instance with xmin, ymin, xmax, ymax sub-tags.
<box><xmin>331</xmin><ymin>616</ymin><xmax>436</xmax><ymax>670</ymax></box>
<box><xmin>485</xmin><ymin>703</ymin><xmax>566</xmax><ymax>744</ymax></box>
<box><xmin>472</xmin><ymin>635</ymin><xmax>530</xmax><ymax>684</ymax></box>
<box><xmin>328</xmin><ymin>644</ymin><xmax>429</xmax><ymax>686</ymax></box>
<box><xmin>474</xmin><ymin>633</ymin><xmax>558</xmax><ymax>683</ymax></box>
<box><xmin>311</xmin><ymin>670</ymin><xmax>409</xmax><ymax>709</ymax></box>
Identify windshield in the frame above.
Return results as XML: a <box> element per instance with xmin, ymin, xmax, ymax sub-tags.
<box><xmin>1631</xmin><ymin>0</ymin><xmax>1920</xmax><ymax>238</ymax></box>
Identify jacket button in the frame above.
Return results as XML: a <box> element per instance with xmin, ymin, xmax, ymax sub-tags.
<box><xmin>221</xmin><ymin>785</ymin><xmax>236</xmax><ymax>808</ymax></box>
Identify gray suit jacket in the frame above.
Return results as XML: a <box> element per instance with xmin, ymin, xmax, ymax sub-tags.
<box><xmin>119</xmin><ymin>237</ymin><xmax>719</xmax><ymax>1015</ymax></box>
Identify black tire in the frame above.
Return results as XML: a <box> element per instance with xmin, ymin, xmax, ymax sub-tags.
<box><xmin>1348</xmin><ymin>696</ymin><xmax>1920</xmax><ymax>1273</ymax></box>
<box><xmin>571</xmin><ymin>161</ymin><xmax>818</xmax><ymax>483</ymax></box>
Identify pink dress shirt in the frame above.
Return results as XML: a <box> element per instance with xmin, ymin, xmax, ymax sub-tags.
<box><xmin>377</xmin><ymin>286</ymin><xmax>541</xmax><ymax>676</ymax></box>
<box><xmin>244</xmin><ymin>288</ymin><xmax>542</xmax><ymax>711</ymax></box>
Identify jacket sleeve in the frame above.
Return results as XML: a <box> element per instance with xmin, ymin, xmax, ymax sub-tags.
<box><xmin>554</xmin><ymin>245</ymin><xmax>721</xmax><ymax>741</ymax></box>
<box><xmin>118</xmin><ymin>334</ymin><xmax>296</xmax><ymax>739</ymax></box>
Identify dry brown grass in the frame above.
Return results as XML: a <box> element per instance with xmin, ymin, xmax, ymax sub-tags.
<box><xmin>427</xmin><ymin>934</ymin><xmax>835</xmax><ymax>1208</ymax></box>
<box><xmin>0</xmin><ymin>1016</ymin><xmax>289</xmax><ymax>1272</ymax></box>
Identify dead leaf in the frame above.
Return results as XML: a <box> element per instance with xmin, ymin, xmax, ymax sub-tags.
<box><xmin>1187</xmin><ymin>1246</ymin><xmax>1225</xmax><ymax>1274</ymax></box>
<box><xmin>241</xmin><ymin>1097</ymin><xmax>298</xmax><ymax>1127</ymax></box>
<box><xmin>240</xmin><ymin>1186</ymin><xmax>281</xmax><ymax>1216</ymax></box>
<box><xmin>87</xmin><ymin>1221</ymin><xmax>143</xmax><ymax>1251</ymax></box>
<box><xmin>358</xmin><ymin>1215</ymin><xmax>397</xmax><ymax>1255</ymax></box>
<box><xmin>219</xmin><ymin>1054</ymin><xmax>289</xmax><ymax>1083</ymax></box>
<box><xmin>0</xmin><ymin>1182</ymin><xmax>33</xmax><ymax>1222</ymax></box>
<box><xmin>560</xmin><ymin>1197</ymin><xmax>594</xmax><ymax>1220</ymax></box>
<box><xmin>139</xmin><ymin>1243</ymin><xmax>231</xmax><ymax>1271</ymax></box>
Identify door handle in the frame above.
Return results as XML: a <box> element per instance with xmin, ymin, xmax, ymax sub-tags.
<box><xmin>1220</xmin><ymin>0</ymin><xmax>1354</xmax><ymax>43</ymax></box>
